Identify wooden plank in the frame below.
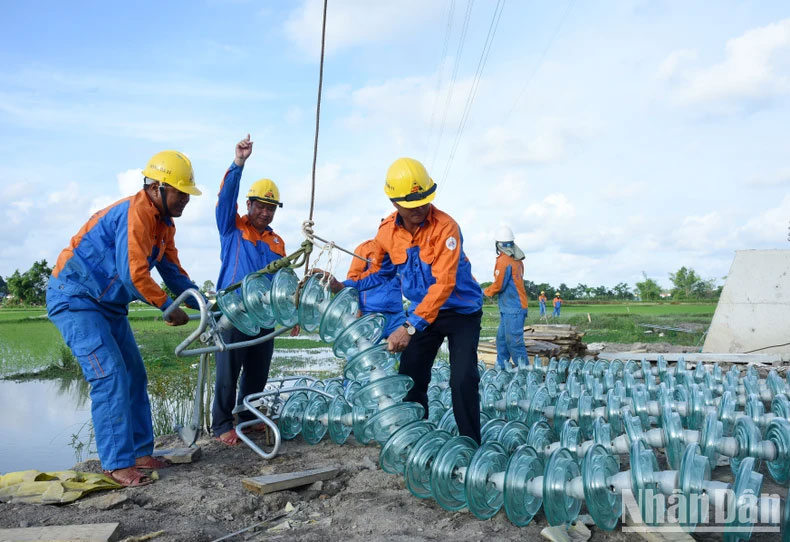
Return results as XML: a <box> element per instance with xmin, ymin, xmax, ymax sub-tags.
<box><xmin>242</xmin><ymin>466</ymin><xmax>339</xmax><ymax>495</ymax></box>
<box><xmin>595</xmin><ymin>352</ymin><xmax>787</xmax><ymax>364</ymax></box>
<box><xmin>0</xmin><ymin>523</ymin><xmax>120</xmax><ymax>542</ymax></box>
<box><xmin>152</xmin><ymin>446</ymin><xmax>202</xmax><ymax>464</ymax></box>
<box><xmin>624</xmin><ymin>513</ymin><xmax>694</xmax><ymax>541</ymax></box>
<box><xmin>478</xmin><ymin>352</ymin><xmax>496</xmax><ymax>366</ymax></box>
<box><xmin>525</xmin><ymin>324</ymin><xmax>574</xmax><ymax>331</ymax></box>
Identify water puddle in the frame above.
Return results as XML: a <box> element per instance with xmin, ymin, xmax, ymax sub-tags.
<box><xmin>0</xmin><ymin>379</ymin><xmax>95</xmax><ymax>473</ymax></box>
<box><xmin>0</xmin><ymin>347</ymin><xmax>344</xmax><ymax>474</ymax></box>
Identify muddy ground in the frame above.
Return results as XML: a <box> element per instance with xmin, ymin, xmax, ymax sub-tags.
<box><xmin>1</xmin><ymin>426</ymin><xmax>786</xmax><ymax>541</ymax></box>
<box><xmin>1</xmin><ymin>343</ymin><xmax>786</xmax><ymax>542</ymax></box>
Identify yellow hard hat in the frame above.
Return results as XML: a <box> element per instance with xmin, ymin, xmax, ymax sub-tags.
<box><xmin>142</xmin><ymin>150</ymin><xmax>201</xmax><ymax>195</ymax></box>
<box><xmin>384</xmin><ymin>157</ymin><xmax>437</xmax><ymax>209</ymax></box>
<box><xmin>540</xmin><ymin>291</ymin><xmax>545</xmax><ymax>295</ymax></box>
<box><xmin>247</xmin><ymin>178</ymin><xmax>282</xmax><ymax>208</ymax></box>
<box><xmin>555</xmin><ymin>292</ymin><xmax>561</xmax><ymax>296</ymax></box>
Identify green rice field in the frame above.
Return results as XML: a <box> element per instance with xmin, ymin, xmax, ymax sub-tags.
<box><xmin>481</xmin><ymin>302</ymin><xmax>715</xmax><ymax>345</ymax></box>
<box><xmin>0</xmin><ymin>301</ymin><xmax>716</xmax><ymax>378</ymax></box>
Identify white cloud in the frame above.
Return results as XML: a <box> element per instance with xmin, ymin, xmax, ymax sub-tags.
<box><xmin>0</xmin><ymin>92</ymin><xmax>231</xmax><ymax>145</ymax></box>
<box><xmin>736</xmin><ymin>194</ymin><xmax>790</xmax><ymax>246</ymax></box>
<box><xmin>283</xmin><ymin>0</ymin><xmax>445</xmax><ymax>57</ymax></box>
<box><xmin>747</xmin><ymin>168</ymin><xmax>790</xmax><ymax>187</ymax></box>
<box><xmin>523</xmin><ymin>193</ymin><xmax>576</xmax><ymax>222</ymax></box>
<box><xmin>284</xmin><ymin>106</ymin><xmax>304</xmax><ymax>125</ymax></box>
<box><xmin>661</xmin><ymin>18</ymin><xmax>790</xmax><ymax>107</ymax></box>
<box><xmin>117</xmin><ymin>169</ymin><xmax>143</xmax><ymax>195</ymax></box>
<box><xmin>657</xmin><ymin>49</ymin><xmax>698</xmax><ymax>80</ymax></box>
<box><xmin>10</xmin><ymin>200</ymin><xmax>33</xmax><ymax>214</ymax></box>
<box><xmin>599</xmin><ymin>180</ymin><xmax>649</xmax><ymax>202</ymax></box>
<box><xmin>670</xmin><ymin>212</ymin><xmax>731</xmax><ymax>252</ymax></box>
<box><xmin>325</xmin><ymin>83</ymin><xmax>353</xmax><ymax>101</ymax></box>
<box><xmin>478</xmin><ymin>125</ymin><xmax>568</xmax><ymax>166</ymax></box>
<box><xmin>0</xmin><ymin>69</ymin><xmax>274</xmax><ymax>102</ymax></box>
<box><xmin>667</xmin><ymin>202</ymin><xmax>790</xmax><ymax>256</ymax></box>
<box><xmin>343</xmin><ymin>75</ymin><xmax>445</xmax><ymax>140</ymax></box>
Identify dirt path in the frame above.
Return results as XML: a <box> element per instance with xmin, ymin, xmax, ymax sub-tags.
<box><xmin>1</xmin><ymin>429</ymin><xmax>785</xmax><ymax>542</ymax></box>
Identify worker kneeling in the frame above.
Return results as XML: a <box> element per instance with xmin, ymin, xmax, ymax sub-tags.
<box><xmin>325</xmin><ymin>158</ymin><xmax>483</xmax><ymax>443</ymax></box>
<box><xmin>483</xmin><ymin>226</ymin><xmax>528</xmax><ymax>371</ymax></box>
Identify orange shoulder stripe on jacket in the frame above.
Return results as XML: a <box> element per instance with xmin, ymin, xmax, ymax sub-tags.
<box><xmin>127</xmin><ymin>195</ymin><xmax>168</xmax><ymax>308</ymax></box>
<box><xmin>347</xmin><ymin>239</ymin><xmax>384</xmax><ymax>281</ymax></box>
<box><xmin>53</xmin><ymin>197</ymin><xmax>132</xmax><ymax>278</ymax></box>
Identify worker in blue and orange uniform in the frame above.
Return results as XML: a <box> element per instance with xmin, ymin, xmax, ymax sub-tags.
<box><xmin>325</xmin><ymin>158</ymin><xmax>483</xmax><ymax>443</ymax></box>
<box><xmin>212</xmin><ymin>134</ymin><xmax>299</xmax><ymax>447</ymax></box>
<box><xmin>553</xmin><ymin>292</ymin><xmax>563</xmax><ymax>317</ymax></box>
<box><xmin>346</xmin><ymin>239</ymin><xmax>405</xmax><ymax>338</ymax></box>
<box><xmin>483</xmin><ymin>226</ymin><xmax>528</xmax><ymax>371</ymax></box>
<box><xmin>538</xmin><ymin>290</ymin><xmax>548</xmax><ymax>317</ymax></box>
<box><xmin>46</xmin><ymin>150</ymin><xmax>203</xmax><ymax>487</ymax></box>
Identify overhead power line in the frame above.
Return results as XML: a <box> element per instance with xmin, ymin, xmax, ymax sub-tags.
<box><xmin>439</xmin><ymin>0</ymin><xmax>506</xmax><ymax>189</ymax></box>
<box><xmin>507</xmin><ymin>0</ymin><xmax>576</xmax><ymax>119</ymax></box>
<box><xmin>426</xmin><ymin>0</ymin><xmax>456</xmax><ymax>159</ymax></box>
<box><xmin>430</xmin><ymin>0</ymin><xmax>475</xmax><ymax>172</ymax></box>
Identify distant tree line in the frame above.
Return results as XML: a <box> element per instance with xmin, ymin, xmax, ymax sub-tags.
<box><xmin>0</xmin><ymin>260</ymin><xmax>219</xmax><ymax>308</ymax></box>
<box><xmin>481</xmin><ymin>266</ymin><xmax>722</xmax><ymax>303</ymax></box>
<box><xmin>1</xmin><ymin>260</ymin><xmax>721</xmax><ymax>307</ymax></box>
<box><xmin>2</xmin><ymin>259</ymin><xmax>52</xmax><ymax>305</ymax></box>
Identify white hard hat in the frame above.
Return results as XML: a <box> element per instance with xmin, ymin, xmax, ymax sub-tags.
<box><xmin>495</xmin><ymin>225</ymin><xmax>514</xmax><ymax>243</ymax></box>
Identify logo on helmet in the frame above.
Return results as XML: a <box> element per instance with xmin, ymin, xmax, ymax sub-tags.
<box><xmin>265</xmin><ymin>190</ymin><xmax>275</xmax><ymax>198</ymax></box>
<box><xmin>410</xmin><ymin>183</ymin><xmax>420</xmax><ymax>194</ymax></box>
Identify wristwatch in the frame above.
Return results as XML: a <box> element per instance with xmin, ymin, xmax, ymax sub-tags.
<box><xmin>402</xmin><ymin>322</ymin><xmax>416</xmax><ymax>336</ymax></box>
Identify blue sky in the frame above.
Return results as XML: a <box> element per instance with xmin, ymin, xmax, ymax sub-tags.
<box><xmin>1</xmin><ymin>0</ymin><xmax>789</xmax><ymax>292</ymax></box>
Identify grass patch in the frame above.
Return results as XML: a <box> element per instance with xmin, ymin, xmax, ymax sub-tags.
<box><xmin>565</xmin><ymin>313</ymin><xmax>710</xmax><ymax>345</ymax></box>
<box><xmin>480</xmin><ymin>303</ymin><xmax>713</xmax><ymax>346</ymax></box>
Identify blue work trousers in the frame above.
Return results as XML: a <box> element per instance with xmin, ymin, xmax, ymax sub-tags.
<box><xmin>553</xmin><ymin>305</ymin><xmax>561</xmax><ymax>317</ymax></box>
<box><xmin>49</xmin><ymin>309</ymin><xmax>153</xmax><ymax>471</ymax></box>
<box><xmin>399</xmin><ymin>310</ymin><xmax>482</xmax><ymax>443</ymax></box>
<box><xmin>496</xmin><ymin>310</ymin><xmax>528</xmax><ymax>369</ymax></box>
<box><xmin>211</xmin><ymin>326</ymin><xmax>274</xmax><ymax>436</ymax></box>
<box><xmin>539</xmin><ymin>301</ymin><xmax>546</xmax><ymax>317</ymax></box>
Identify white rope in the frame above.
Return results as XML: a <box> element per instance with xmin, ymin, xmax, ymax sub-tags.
<box><xmin>301</xmin><ymin>219</ymin><xmax>369</xmax><ymax>264</ymax></box>
<box><xmin>301</xmin><ymin>219</ymin><xmax>315</xmax><ymax>242</ymax></box>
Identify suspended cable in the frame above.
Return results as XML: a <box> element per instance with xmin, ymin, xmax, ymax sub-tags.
<box><xmin>506</xmin><ymin>0</ymin><xmax>575</xmax><ymax>118</ymax></box>
<box><xmin>439</xmin><ymin>0</ymin><xmax>505</xmax><ymax>188</ymax></box>
<box><xmin>429</xmin><ymin>0</ymin><xmax>474</xmax><ymax>172</ymax></box>
<box><xmin>425</xmin><ymin>0</ymin><xmax>456</xmax><ymax>158</ymax></box>
<box><xmin>304</xmin><ymin>0</ymin><xmax>329</xmax><ymax>274</ymax></box>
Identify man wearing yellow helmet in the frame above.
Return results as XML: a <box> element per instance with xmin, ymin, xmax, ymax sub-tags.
<box><xmin>553</xmin><ymin>292</ymin><xmax>564</xmax><ymax>318</ymax></box>
<box><xmin>329</xmin><ymin>157</ymin><xmax>483</xmax><ymax>443</ymax></box>
<box><xmin>212</xmin><ymin>134</ymin><xmax>297</xmax><ymax>446</ymax></box>
<box><xmin>46</xmin><ymin>150</ymin><xmax>202</xmax><ymax>487</ymax></box>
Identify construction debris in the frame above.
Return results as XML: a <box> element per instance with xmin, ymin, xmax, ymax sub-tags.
<box><xmin>478</xmin><ymin>324</ymin><xmax>587</xmax><ymax>364</ymax></box>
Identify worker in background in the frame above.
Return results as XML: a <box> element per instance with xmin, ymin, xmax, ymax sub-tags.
<box><xmin>212</xmin><ymin>134</ymin><xmax>299</xmax><ymax>447</ymax></box>
<box><xmin>346</xmin><ymin>239</ymin><xmax>405</xmax><ymax>338</ymax></box>
<box><xmin>47</xmin><ymin>150</ymin><xmax>202</xmax><ymax>487</ymax></box>
<box><xmin>538</xmin><ymin>290</ymin><xmax>548</xmax><ymax>317</ymax></box>
<box><xmin>553</xmin><ymin>292</ymin><xmax>563</xmax><ymax>317</ymax></box>
<box><xmin>483</xmin><ymin>226</ymin><xmax>528</xmax><ymax>371</ymax></box>
<box><xmin>323</xmin><ymin>158</ymin><xmax>483</xmax><ymax>443</ymax></box>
